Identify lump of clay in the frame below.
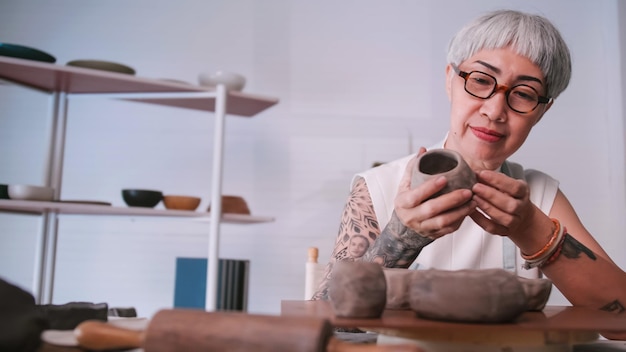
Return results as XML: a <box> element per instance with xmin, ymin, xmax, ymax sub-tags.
<box><xmin>328</xmin><ymin>261</ymin><xmax>387</xmax><ymax>318</ymax></box>
<box><xmin>409</xmin><ymin>268</ymin><xmax>527</xmax><ymax>323</ymax></box>
<box><xmin>383</xmin><ymin>268</ymin><xmax>417</xmax><ymax>310</ymax></box>
<box><xmin>517</xmin><ymin>276</ymin><xmax>552</xmax><ymax>311</ymax></box>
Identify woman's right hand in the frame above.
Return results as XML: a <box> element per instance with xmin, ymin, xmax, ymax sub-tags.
<box><xmin>394</xmin><ymin>147</ymin><xmax>476</xmax><ymax>240</ymax></box>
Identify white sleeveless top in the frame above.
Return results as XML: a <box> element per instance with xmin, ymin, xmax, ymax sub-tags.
<box><xmin>354</xmin><ymin>139</ymin><xmax>559</xmax><ymax>278</ymax></box>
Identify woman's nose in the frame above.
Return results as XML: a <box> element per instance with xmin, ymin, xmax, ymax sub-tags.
<box><xmin>480</xmin><ymin>88</ymin><xmax>508</xmax><ymax>121</ymax></box>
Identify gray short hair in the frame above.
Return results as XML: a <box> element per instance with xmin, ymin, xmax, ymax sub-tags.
<box><xmin>447</xmin><ymin>10</ymin><xmax>571</xmax><ymax>99</ymax></box>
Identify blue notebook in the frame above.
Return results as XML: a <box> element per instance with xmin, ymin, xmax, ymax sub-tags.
<box><xmin>173</xmin><ymin>257</ymin><xmax>249</xmax><ymax>311</ymax></box>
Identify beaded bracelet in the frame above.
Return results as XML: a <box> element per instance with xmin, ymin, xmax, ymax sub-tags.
<box><xmin>539</xmin><ymin>228</ymin><xmax>567</xmax><ymax>268</ymax></box>
<box><xmin>522</xmin><ymin>218</ymin><xmax>564</xmax><ymax>269</ymax></box>
<box><xmin>522</xmin><ymin>218</ymin><xmax>560</xmax><ymax>260</ymax></box>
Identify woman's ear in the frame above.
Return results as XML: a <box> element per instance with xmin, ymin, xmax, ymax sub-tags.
<box><xmin>445</xmin><ymin>64</ymin><xmax>454</xmax><ymax>101</ymax></box>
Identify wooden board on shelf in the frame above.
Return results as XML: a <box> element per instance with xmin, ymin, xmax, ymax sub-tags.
<box><xmin>0</xmin><ymin>199</ymin><xmax>274</xmax><ymax>224</ymax></box>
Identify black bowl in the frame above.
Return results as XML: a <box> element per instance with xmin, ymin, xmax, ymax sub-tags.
<box><xmin>122</xmin><ymin>189</ymin><xmax>163</xmax><ymax>208</ymax></box>
<box><xmin>0</xmin><ymin>184</ymin><xmax>9</xmax><ymax>199</ymax></box>
<box><xmin>0</xmin><ymin>43</ymin><xmax>56</xmax><ymax>63</ymax></box>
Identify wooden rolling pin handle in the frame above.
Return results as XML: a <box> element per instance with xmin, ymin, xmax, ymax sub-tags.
<box><xmin>74</xmin><ymin>313</ymin><xmax>424</xmax><ymax>352</ymax></box>
<box><xmin>74</xmin><ymin>320</ymin><xmax>144</xmax><ymax>350</ymax></box>
<box><xmin>308</xmin><ymin>246</ymin><xmax>319</xmax><ymax>263</ymax></box>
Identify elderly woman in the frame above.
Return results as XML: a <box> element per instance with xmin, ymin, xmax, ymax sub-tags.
<box><xmin>312</xmin><ymin>9</ymin><xmax>626</xmax><ymax>340</ymax></box>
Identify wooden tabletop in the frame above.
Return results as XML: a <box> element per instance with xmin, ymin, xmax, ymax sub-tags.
<box><xmin>281</xmin><ymin>300</ymin><xmax>625</xmax><ymax>346</ymax></box>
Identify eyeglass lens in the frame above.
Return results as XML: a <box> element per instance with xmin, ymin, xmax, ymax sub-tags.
<box><xmin>464</xmin><ymin>71</ymin><xmax>540</xmax><ymax>113</ymax></box>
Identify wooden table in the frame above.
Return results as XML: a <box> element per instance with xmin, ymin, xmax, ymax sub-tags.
<box><xmin>281</xmin><ymin>300</ymin><xmax>626</xmax><ymax>352</ymax></box>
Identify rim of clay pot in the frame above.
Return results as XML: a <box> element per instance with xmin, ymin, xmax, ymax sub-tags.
<box><xmin>417</xmin><ymin>149</ymin><xmax>464</xmax><ymax>176</ymax></box>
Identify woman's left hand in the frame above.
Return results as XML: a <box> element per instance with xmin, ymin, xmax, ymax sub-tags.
<box><xmin>469</xmin><ymin>170</ymin><xmax>537</xmax><ymax>239</ymax></box>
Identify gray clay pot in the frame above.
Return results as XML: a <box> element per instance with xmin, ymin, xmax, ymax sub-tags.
<box><xmin>409</xmin><ymin>268</ymin><xmax>528</xmax><ymax>323</ymax></box>
<box><xmin>383</xmin><ymin>268</ymin><xmax>417</xmax><ymax>310</ymax></box>
<box><xmin>517</xmin><ymin>276</ymin><xmax>553</xmax><ymax>311</ymax></box>
<box><xmin>411</xmin><ymin>149</ymin><xmax>476</xmax><ymax>199</ymax></box>
<box><xmin>384</xmin><ymin>268</ymin><xmax>553</xmax><ymax>315</ymax></box>
<box><xmin>328</xmin><ymin>261</ymin><xmax>387</xmax><ymax>318</ymax></box>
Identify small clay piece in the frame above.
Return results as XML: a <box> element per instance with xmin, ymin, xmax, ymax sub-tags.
<box><xmin>517</xmin><ymin>276</ymin><xmax>552</xmax><ymax>311</ymax></box>
<box><xmin>409</xmin><ymin>268</ymin><xmax>527</xmax><ymax>323</ymax></box>
<box><xmin>410</xmin><ymin>149</ymin><xmax>476</xmax><ymax>199</ymax></box>
<box><xmin>328</xmin><ymin>261</ymin><xmax>387</xmax><ymax>318</ymax></box>
<box><xmin>383</xmin><ymin>268</ymin><xmax>416</xmax><ymax>310</ymax></box>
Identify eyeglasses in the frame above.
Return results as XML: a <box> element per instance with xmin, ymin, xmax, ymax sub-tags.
<box><xmin>452</xmin><ymin>65</ymin><xmax>552</xmax><ymax>114</ymax></box>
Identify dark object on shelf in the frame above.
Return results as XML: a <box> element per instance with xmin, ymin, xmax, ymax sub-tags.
<box><xmin>122</xmin><ymin>189</ymin><xmax>163</xmax><ymax>208</ymax></box>
<box><xmin>0</xmin><ymin>184</ymin><xmax>9</xmax><ymax>199</ymax></box>
<box><xmin>66</xmin><ymin>59</ymin><xmax>135</xmax><ymax>75</ymax></box>
<box><xmin>108</xmin><ymin>307</ymin><xmax>137</xmax><ymax>318</ymax></box>
<box><xmin>0</xmin><ymin>278</ymin><xmax>48</xmax><ymax>352</ymax></box>
<box><xmin>0</xmin><ymin>42</ymin><xmax>56</xmax><ymax>63</ymax></box>
<box><xmin>37</xmin><ymin>302</ymin><xmax>108</xmax><ymax>330</ymax></box>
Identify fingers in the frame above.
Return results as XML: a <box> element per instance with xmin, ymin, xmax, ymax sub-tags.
<box><xmin>469</xmin><ymin>207</ymin><xmax>508</xmax><ymax>236</ymax></box>
<box><xmin>398</xmin><ymin>188</ymin><xmax>475</xmax><ymax>239</ymax></box>
<box><xmin>396</xmin><ymin>175</ymin><xmax>447</xmax><ymax>208</ymax></box>
<box><xmin>475</xmin><ymin>170</ymin><xmax>526</xmax><ymax>199</ymax></box>
<box><xmin>414</xmin><ymin>194</ymin><xmax>477</xmax><ymax>239</ymax></box>
<box><xmin>472</xmin><ymin>170</ymin><xmax>533</xmax><ymax>234</ymax></box>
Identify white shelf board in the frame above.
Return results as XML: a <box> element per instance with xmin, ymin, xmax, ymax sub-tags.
<box><xmin>0</xmin><ymin>56</ymin><xmax>278</xmax><ymax>116</ymax></box>
<box><xmin>0</xmin><ymin>199</ymin><xmax>274</xmax><ymax>224</ymax></box>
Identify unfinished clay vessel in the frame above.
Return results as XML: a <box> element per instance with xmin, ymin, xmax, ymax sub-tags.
<box><xmin>409</xmin><ymin>268</ymin><xmax>527</xmax><ymax>323</ymax></box>
<box><xmin>517</xmin><ymin>276</ymin><xmax>552</xmax><ymax>311</ymax></box>
<box><xmin>411</xmin><ymin>149</ymin><xmax>476</xmax><ymax>199</ymax></box>
<box><xmin>383</xmin><ymin>268</ymin><xmax>417</xmax><ymax>310</ymax></box>
<box><xmin>328</xmin><ymin>261</ymin><xmax>386</xmax><ymax>318</ymax></box>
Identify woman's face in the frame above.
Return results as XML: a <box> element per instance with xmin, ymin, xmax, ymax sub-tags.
<box><xmin>444</xmin><ymin>47</ymin><xmax>552</xmax><ymax>171</ymax></box>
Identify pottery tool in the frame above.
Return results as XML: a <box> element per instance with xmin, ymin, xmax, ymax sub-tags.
<box><xmin>305</xmin><ymin>247</ymin><xmax>325</xmax><ymax>300</ymax></box>
<box><xmin>70</xmin><ymin>309</ymin><xmax>422</xmax><ymax>352</ymax></box>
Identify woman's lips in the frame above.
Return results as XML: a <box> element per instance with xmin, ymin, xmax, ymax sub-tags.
<box><xmin>471</xmin><ymin>126</ymin><xmax>504</xmax><ymax>142</ymax></box>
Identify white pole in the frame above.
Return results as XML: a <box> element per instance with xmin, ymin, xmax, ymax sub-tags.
<box><xmin>206</xmin><ymin>84</ymin><xmax>227</xmax><ymax>311</ymax></box>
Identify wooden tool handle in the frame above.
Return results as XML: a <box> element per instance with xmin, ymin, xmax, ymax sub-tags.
<box><xmin>308</xmin><ymin>246</ymin><xmax>319</xmax><ymax>263</ymax></box>
<box><xmin>74</xmin><ymin>311</ymin><xmax>424</xmax><ymax>352</ymax></box>
<box><xmin>74</xmin><ymin>320</ymin><xmax>144</xmax><ymax>350</ymax></box>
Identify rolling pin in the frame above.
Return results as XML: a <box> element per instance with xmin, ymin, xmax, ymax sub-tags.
<box><xmin>74</xmin><ymin>309</ymin><xmax>422</xmax><ymax>352</ymax></box>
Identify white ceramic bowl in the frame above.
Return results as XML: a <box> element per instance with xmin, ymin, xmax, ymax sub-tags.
<box><xmin>8</xmin><ymin>184</ymin><xmax>55</xmax><ymax>201</ymax></box>
<box><xmin>198</xmin><ymin>71</ymin><xmax>246</xmax><ymax>91</ymax></box>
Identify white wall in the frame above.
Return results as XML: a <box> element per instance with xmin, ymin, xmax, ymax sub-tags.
<box><xmin>0</xmin><ymin>0</ymin><xmax>624</xmax><ymax>318</ymax></box>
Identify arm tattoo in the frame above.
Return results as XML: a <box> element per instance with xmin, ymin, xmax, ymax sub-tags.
<box><xmin>601</xmin><ymin>300</ymin><xmax>625</xmax><ymax>314</ymax></box>
<box><xmin>362</xmin><ymin>210</ymin><xmax>433</xmax><ymax>267</ymax></box>
<box><xmin>561</xmin><ymin>233</ymin><xmax>597</xmax><ymax>261</ymax></box>
<box><xmin>310</xmin><ymin>177</ymin><xmax>381</xmax><ymax>300</ymax></box>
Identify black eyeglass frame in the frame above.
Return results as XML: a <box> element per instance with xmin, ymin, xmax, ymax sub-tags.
<box><xmin>452</xmin><ymin>64</ymin><xmax>552</xmax><ymax>114</ymax></box>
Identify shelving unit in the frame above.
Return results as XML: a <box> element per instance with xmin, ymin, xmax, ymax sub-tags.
<box><xmin>0</xmin><ymin>56</ymin><xmax>279</xmax><ymax>311</ymax></box>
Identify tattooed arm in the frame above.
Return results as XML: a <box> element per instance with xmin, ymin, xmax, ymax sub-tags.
<box><xmin>360</xmin><ymin>210</ymin><xmax>434</xmax><ymax>266</ymax></box>
<box><xmin>310</xmin><ymin>177</ymin><xmax>380</xmax><ymax>301</ymax></box>
<box><xmin>310</xmin><ymin>176</ymin><xmax>434</xmax><ymax>300</ymax></box>
<box><xmin>541</xmin><ymin>189</ymin><xmax>626</xmax><ymax>340</ymax></box>
<box><xmin>311</xmin><ymin>150</ymin><xmax>476</xmax><ymax>301</ymax></box>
